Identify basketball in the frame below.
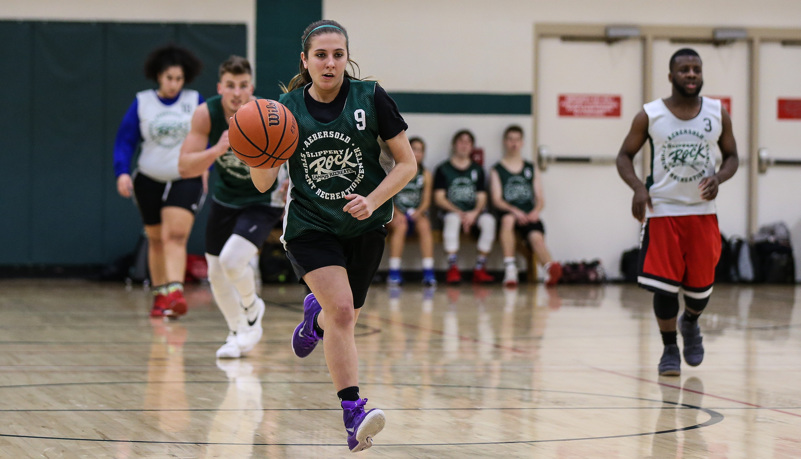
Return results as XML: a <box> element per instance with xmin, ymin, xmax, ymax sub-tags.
<box><xmin>229</xmin><ymin>99</ymin><xmax>299</xmax><ymax>169</ymax></box>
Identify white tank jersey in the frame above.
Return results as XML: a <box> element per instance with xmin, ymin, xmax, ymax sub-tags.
<box><xmin>136</xmin><ymin>89</ymin><xmax>199</xmax><ymax>182</ymax></box>
<box><xmin>644</xmin><ymin>96</ymin><xmax>721</xmax><ymax>217</ymax></box>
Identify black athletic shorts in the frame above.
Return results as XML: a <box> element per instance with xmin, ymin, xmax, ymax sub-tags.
<box><xmin>284</xmin><ymin>227</ymin><xmax>387</xmax><ymax>309</ymax></box>
<box><xmin>496</xmin><ymin>211</ymin><xmax>545</xmax><ymax>240</ymax></box>
<box><xmin>516</xmin><ymin>220</ymin><xmax>545</xmax><ymax>240</ymax></box>
<box><xmin>133</xmin><ymin>172</ymin><xmax>205</xmax><ymax>226</ymax></box>
<box><xmin>205</xmin><ymin>200</ymin><xmax>284</xmax><ymax>256</ymax></box>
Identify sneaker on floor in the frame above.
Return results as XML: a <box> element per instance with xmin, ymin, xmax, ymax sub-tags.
<box><xmin>150</xmin><ymin>293</ymin><xmax>168</xmax><ymax>318</ymax></box>
<box><xmin>237</xmin><ymin>297</ymin><xmax>266</xmax><ymax>354</ymax></box>
<box><xmin>544</xmin><ymin>261</ymin><xmax>563</xmax><ymax>286</ymax></box>
<box><xmin>503</xmin><ymin>264</ymin><xmax>518</xmax><ymax>287</ymax></box>
<box><xmin>291</xmin><ymin>293</ymin><xmax>322</xmax><ymax>358</ymax></box>
<box><xmin>216</xmin><ymin>332</ymin><xmax>241</xmax><ymax>359</ymax></box>
<box><xmin>446</xmin><ymin>265</ymin><xmax>462</xmax><ymax>284</ymax></box>
<box><xmin>472</xmin><ymin>266</ymin><xmax>494</xmax><ymax>284</ymax></box>
<box><xmin>658</xmin><ymin>344</ymin><xmax>681</xmax><ymax>376</ymax></box>
<box><xmin>422</xmin><ymin>268</ymin><xmax>437</xmax><ymax>287</ymax></box>
<box><xmin>342</xmin><ymin>398</ymin><xmax>386</xmax><ymax>453</ymax></box>
<box><xmin>164</xmin><ymin>289</ymin><xmax>188</xmax><ymax>318</ymax></box>
<box><xmin>679</xmin><ymin>313</ymin><xmax>705</xmax><ymax>366</ymax></box>
<box><xmin>387</xmin><ymin>268</ymin><xmax>403</xmax><ymax>286</ymax></box>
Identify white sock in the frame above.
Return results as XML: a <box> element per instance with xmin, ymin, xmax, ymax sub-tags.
<box><xmin>504</xmin><ymin>257</ymin><xmax>516</xmax><ymax>266</ymax></box>
<box><xmin>389</xmin><ymin>257</ymin><xmax>402</xmax><ymax>270</ymax></box>
<box><xmin>422</xmin><ymin>257</ymin><xmax>434</xmax><ymax>269</ymax></box>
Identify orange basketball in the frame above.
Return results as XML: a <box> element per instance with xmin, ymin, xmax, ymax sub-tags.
<box><xmin>229</xmin><ymin>99</ymin><xmax>299</xmax><ymax>169</ymax></box>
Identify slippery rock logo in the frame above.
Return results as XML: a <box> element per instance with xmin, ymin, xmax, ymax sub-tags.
<box><xmin>217</xmin><ymin>150</ymin><xmax>251</xmax><ymax>180</ymax></box>
<box><xmin>395</xmin><ymin>173</ymin><xmax>424</xmax><ymax>209</ymax></box>
<box><xmin>503</xmin><ymin>176</ymin><xmax>533</xmax><ymax>203</ymax></box>
<box><xmin>448</xmin><ymin>177</ymin><xmax>477</xmax><ymax>207</ymax></box>
<box><xmin>149</xmin><ymin>111</ymin><xmax>190</xmax><ymax>148</ymax></box>
<box><xmin>659</xmin><ymin>129</ymin><xmax>712</xmax><ymax>183</ymax></box>
<box><xmin>300</xmin><ymin>131</ymin><xmax>364</xmax><ymax>200</ymax></box>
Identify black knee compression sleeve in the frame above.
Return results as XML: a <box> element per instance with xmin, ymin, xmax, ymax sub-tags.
<box><xmin>683</xmin><ymin>295</ymin><xmax>709</xmax><ymax>314</ymax></box>
<box><xmin>653</xmin><ymin>292</ymin><xmax>680</xmax><ymax>320</ymax></box>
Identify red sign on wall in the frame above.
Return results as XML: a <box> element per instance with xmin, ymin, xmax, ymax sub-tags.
<box><xmin>706</xmin><ymin>96</ymin><xmax>732</xmax><ymax>115</ymax></box>
<box><xmin>778</xmin><ymin>98</ymin><xmax>801</xmax><ymax>120</ymax></box>
<box><xmin>559</xmin><ymin>94</ymin><xmax>621</xmax><ymax>118</ymax></box>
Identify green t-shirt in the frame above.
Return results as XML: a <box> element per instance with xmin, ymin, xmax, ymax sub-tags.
<box><xmin>493</xmin><ymin>161</ymin><xmax>536</xmax><ymax>213</ymax></box>
<box><xmin>278</xmin><ymin>80</ymin><xmax>392</xmax><ymax>240</ymax></box>
<box><xmin>434</xmin><ymin>161</ymin><xmax>485</xmax><ymax>211</ymax></box>
<box><xmin>206</xmin><ymin>95</ymin><xmax>280</xmax><ymax>208</ymax></box>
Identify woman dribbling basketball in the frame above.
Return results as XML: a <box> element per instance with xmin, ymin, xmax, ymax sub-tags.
<box><xmin>248</xmin><ymin>20</ymin><xmax>417</xmax><ymax>452</ymax></box>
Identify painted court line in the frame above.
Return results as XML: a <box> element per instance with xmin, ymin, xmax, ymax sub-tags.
<box><xmin>592</xmin><ymin>366</ymin><xmax>801</xmax><ymax>419</ymax></box>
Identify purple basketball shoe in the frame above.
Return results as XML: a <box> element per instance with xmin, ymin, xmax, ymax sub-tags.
<box><xmin>342</xmin><ymin>398</ymin><xmax>386</xmax><ymax>452</ymax></box>
<box><xmin>291</xmin><ymin>293</ymin><xmax>322</xmax><ymax>358</ymax></box>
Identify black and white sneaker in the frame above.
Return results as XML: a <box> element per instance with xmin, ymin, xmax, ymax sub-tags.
<box><xmin>236</xmin><ymin>297</ymin><xmax>265</xmax><ymax>354</ymax></box>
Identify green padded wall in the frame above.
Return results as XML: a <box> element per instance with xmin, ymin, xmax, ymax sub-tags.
<box><xmin>32</xmin><ymin>22</ymin><xmax>105</xmax><ymax>263</ymax></box>
<box><xmin>0</xmin><ymin>22</ymin><xmax>33</xmax><ymax>264</ymax></box>
<box><xmin>0</xmin><ymin>21</ymin><xmax>246</xmax><ymax>267</ymax></box>
<box><xmin>256</xmin><ymin>0</ymin><xmax>322</xmax><ymax>98</ymax></box>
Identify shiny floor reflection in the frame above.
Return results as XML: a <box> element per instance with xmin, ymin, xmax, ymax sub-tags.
<box><xmin>0</xmin><ymin>280</ymin><xmax>799</xmax><ymax>458</ymax></box>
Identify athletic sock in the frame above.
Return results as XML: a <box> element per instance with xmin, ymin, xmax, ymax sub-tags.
<box><xmin>313</xmin><ymin>312</ymin><xmax>325</xmax><ymax>338</ymax></box>
<box><xmin>661</xmin><ymin>331</ymin><xmax>678</xmax><ymax>346</ymax></box>
<box><xmin>447</xmin><ymin>254</ymin><xmax>458</xmax><ymax>267</ymax></box>
<box><xmin>684</xmin><ymin>310</ymin><xmax>701</xmax><ymax>322</ymax></box>
<box><xmin>389</xmin><ymin>257</ymin><xmax>402</xmax><ymax>270</ymax></box>
<box><xmin>422</xmin><ymin>257</ymin><xmax>434</xmax><ymax>270</ymax></box>
<box><xmin>337</xmin><ymin>386</ymin><xmax>360</xmax><ymax>402</ymax></box>
<box><xmin>475</xmin><ymin>255</ymin><xmax>487</xmax><ymax>270</ymax></box>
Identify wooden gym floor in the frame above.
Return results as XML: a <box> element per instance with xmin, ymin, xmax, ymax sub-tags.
<box><xmin>0</xmin><ymin>279</ymin><xmax>799</xmax><ymax>458</ymax></box>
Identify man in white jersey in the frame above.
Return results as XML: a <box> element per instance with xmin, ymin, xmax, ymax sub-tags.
<box><xmin>616</xmin><ymin>48</ymin><xmax>739</xmax><ymax>376</ymax></box>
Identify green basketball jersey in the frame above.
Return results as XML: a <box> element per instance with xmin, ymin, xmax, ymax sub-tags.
<box><xmin>436</xmin><ymin>161</ymin><xmax>484</xmax><ymax>211</ymax></box>
<box><xmin>206</xmin><ymin>95</ymin><xmax>280</xmax><ymax>208</ymax></box>
<box><xmin>493</xmin><ymin>161</ymin><xmax>535</xmax><ymax>213</ymax></box>
<box><xmin>393</xmin><ymin>166</ymin><xmax>425</xmax><ymax>213</ymax></box>
<box><xmin>278</xmin><ymin>80</ymin><xmax>392</xmax><ymax>240</ymax></box>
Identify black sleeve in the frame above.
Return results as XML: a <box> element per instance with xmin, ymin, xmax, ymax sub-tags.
<box><xmin>433</xmin><ymin>165</ymin><xmax>447</xmax><ymax>190</ymax></box>
<box><xmin>475</xmin><ymin>166</ymin><xmax>486</xmax><ymax>192</ymax></box>
<box><xmin>375</xmin><ymin>83</ymin><xmax>408</xmax><ymax>141</ymax></box>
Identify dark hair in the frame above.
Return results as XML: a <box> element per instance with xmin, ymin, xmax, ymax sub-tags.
<box><xmin>218</xmin><ymin>55</ymin><xmax>252</xmax><ymax>80</ymax></box>
<box><xmin>409</xmin><ymin>136</ymin><xmax>425</xmax><ymax>150</ymax></box>
<box><xmin>143</xmin><ymin>44</ymin><xmax>202</xmax><ymax>84</ymax></box>
<box><xmin>503</xmin><ymin>125</ymin><xmax>524</xmax><ymax>138</ymax></box>
<box><xmin>669</xmin><ymin>48</ymin><xmax>701</xmax><ymax>71</ymax></box>
<box><xmin>451</xmin><ymin>129</ymin><xmax>475</xmax><ymax>146</ymax></box>
<box><xmin>282</xmin><ymin>19</ymin><xmax>361</xmax><ymax>93</ymax></box>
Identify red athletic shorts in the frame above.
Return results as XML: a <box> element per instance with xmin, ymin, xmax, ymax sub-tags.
<box><xmin>638</xmin><ymin>214</ymin><xmax>721</xmax><ymax>298</ymax></box>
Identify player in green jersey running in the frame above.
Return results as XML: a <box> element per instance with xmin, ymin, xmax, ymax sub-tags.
<box><xmin>248</xmin><ymin>20</ymin><xmax>416</xmax><ymax>452</ymax></box>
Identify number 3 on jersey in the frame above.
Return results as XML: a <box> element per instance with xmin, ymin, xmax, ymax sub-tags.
<box><xmin>354</xmin><ymin>109</ymin><xmax>366</xmax><ymax>130</ymax></box>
